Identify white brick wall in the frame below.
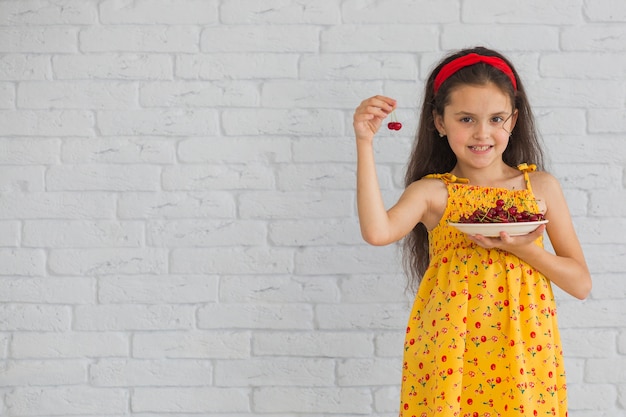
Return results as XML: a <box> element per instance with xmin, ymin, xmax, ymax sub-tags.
<box><xmin>0</xmin><ymin>0</ymin><xmax>624</xmax><ymax>416</ymax></box>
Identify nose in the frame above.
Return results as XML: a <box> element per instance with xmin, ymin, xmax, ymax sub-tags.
<box><xmin>473</xmin><ymin>120</ymin><xmax>491</xmax><ymax>139</ymax></box>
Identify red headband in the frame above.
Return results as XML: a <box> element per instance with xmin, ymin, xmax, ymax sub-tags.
<box><xmin>433</xmin><ymin>53</ymin><xmax>517</xmax><ymax>94</ymax></box>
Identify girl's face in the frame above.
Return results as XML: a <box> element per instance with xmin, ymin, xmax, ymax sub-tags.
<box><xmin>434</xmin><ymin>82</ymin><xmax>518</xmax><ymax>170</ymax></box>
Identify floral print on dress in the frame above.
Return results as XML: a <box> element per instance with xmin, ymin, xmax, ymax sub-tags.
<box><xmin>400</xmin><ymin>164</ymin><xmax>567</xmax><ymax>417</ymax></box>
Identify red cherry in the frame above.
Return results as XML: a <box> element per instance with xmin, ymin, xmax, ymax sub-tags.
<box><xmin>387</xmin><ymin>122</ymin><xmax>402</xmax><ymax>130</ymax></box>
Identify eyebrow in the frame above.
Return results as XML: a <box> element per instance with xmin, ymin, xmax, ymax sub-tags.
<box><xmin>454</xmin><ymin>110</ymin><xmax>513</xmax><ymax>117</ymax></box>
<box><xmin>453</xmin><ymin>111</ymin><xmax>510</xmax><ymax>116</ymax></box>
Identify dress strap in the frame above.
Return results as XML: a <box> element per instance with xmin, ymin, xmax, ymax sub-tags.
<box><xmin>423</xmin><ymin>173</ymin><xmax>470</xmax><ymax>184</ymax></box>
<box><xmin>517</xmin><ymin>163</ymin><xmax>536</xmax><ymax>193</ymax></box>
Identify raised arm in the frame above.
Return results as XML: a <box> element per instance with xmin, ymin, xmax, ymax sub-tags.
<box><xmin>354</xmin><ymin>96</ymin><xmax>442</xmax><ymax>246</ymax></box>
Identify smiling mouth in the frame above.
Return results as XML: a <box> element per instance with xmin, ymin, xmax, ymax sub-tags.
<box><xmin>469</xmin><ymin>145</ymin><xmax>493</xmax><ymax>151</ymax></box>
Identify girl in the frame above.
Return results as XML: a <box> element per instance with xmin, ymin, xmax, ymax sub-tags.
<box><xmin>353</xmin><ymin>47</ymin><xmax>591</xmax><ymax>417</ymax></box>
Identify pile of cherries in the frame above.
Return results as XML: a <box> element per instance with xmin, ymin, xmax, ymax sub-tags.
<box><xmin>457</xmin><ymin>199</ymin><xmax>545</xmax><ymax>223</ymax></box>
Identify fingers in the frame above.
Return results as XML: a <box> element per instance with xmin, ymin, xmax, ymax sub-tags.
<box><xmin>355</xmin><ymin>96</ymin><xmax>397</xmax><ymax>118</ymax></box>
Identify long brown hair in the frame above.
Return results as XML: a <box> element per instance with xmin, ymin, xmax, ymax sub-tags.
<box><xmin>402</xmin><ymin>46</ymin><xmax>545</xmax><ymax>292</ymax></box>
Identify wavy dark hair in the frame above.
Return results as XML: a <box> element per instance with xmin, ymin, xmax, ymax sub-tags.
<box><xmin>402</xmin><ymin>46</ymin><xmax>545</xmax><ymax>293</ymax></box>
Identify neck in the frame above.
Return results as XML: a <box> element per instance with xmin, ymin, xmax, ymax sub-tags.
<box><xmin>451</xmin><ymin>162</ymin><xmax>517</xmax><ymax>187</ymax></box>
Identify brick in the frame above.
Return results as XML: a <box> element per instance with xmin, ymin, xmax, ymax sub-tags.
<box><xmin>253</xmin><ymin>331</ymin><xmax>374</xmax><ymax>358</ymax></box>
<box><xmin>53</xmin><ymin>53</ymin><xmax>173</xmax><ymax>80</ymax></box>
<box><xmin>253</xmin><ymin>387</ymin><xmax>371</xmax><ymax>414</ymax></box>
<box><xmin>0</xmin><ymin>166</ymin><xmax>44</xmax><ymax>192</ymax></box>
<box><xmin>100</xmin><ymin>0</ymin><xmax>218</xmax><ymax>24</ymax></box>
<box><xmin>540</xmin><ymin>52</ymin><xmax>626</xmax><ymax>79</ymax></box>
<box><xmin>340</xmin><ymin>274</ymin><xmax>409</xmax><ymax>303</ymax></box>
<box><xmin>117</xmin><ymin>191</ymin><xmax>235</xmax><ymax>219</ymax></box>
<box><xmin>215</xmin><ymin>358</ymin><xmax>335</xmax><ymax>386</ymax></box>
<box><xmin>62</xmin><ymin>137</ymin><xmax>175</xmax><ymax>164</ymax></box>
<box><xmin>0</xmin><ymin>277</ymin><xmax>94</xmax><ymax>303</ymax></box>
<box><xmin>0</xmin><ymin>54</ymin><xmax>51</xmax><ymax>80</ymax></box>
<box><xmin>374</xmin><ymin>385</ymin><xmax>401</xmax><ymax>413</ymax></box>
<box><xmin>80</xmin><ymin>26</ymin><xmax>200</xmax><ymax>53</ymax></box>
<box><xmin>140</xmin><ymin>80</ymin><xmax>258</xmax><ymax>107</ymax></box>
<box><xmin>0</xmin><ymin>0</ymin><xmax>97</xmax><ymax>24</ymax></box>
<box><xmin>570</xmin><ymin>218</ymin><xmax>626</xmax><ymax>244</ymax></box>
<box><xmin>343</xmin><ymin>0</ymin><xmax>457</xmax><ymax>23</ymax></box>
<box><xmin>221</xmin><ymin>0</ymin><xmax>340</xmax><ymax>24</ymax></box>
<box><xmin>0</xmin><ymin>110</ymin><xmax>94</xmax><ymax>136</ymax></box>
<box><xmin>295</xmin><ymin>246</ymin><xmax>403</xmax><ymax>275</ymax></box>
<box><xmin>0</xmin><ymin>192</ymin><xmax>115</xmax><ymax>219</ymax></box>
<box><xmin>586</xmin><ymin>358</ymin><xmax>626</xmax><ymax>383</ymax></box>
<box><xmin>239</xmin><ymin>191</ymin><xmax>353</xmax><ymax>219</ymax></box>
<box><xmin>544</xmin><ymin>136</ymin><xmax>626</xmax><ymax>164</ymax></box>
<box><xmin>567</xmin><ymin>383</ymin><xmax>617</xmax><ymax>410</ymax></box>
<box><xmin>558</xmin><ymin>299</ymin><xmax>626</xmax><ymax>328</ymax></box>
<box><xmin>176</xmin><ymin>53</ymin><xmax>298</xmax><ymax>80</ymax></box>
<box><xmin>46</xmin><ymin>164</ymin><xmax>161</xmax><ymax>191</ymax></box>
<box><xmin>11</xmin><ymin>332</ymin><xmax>129</xmax><ymax>358</ymax></box>
<box><xmin>49</xmin><ymin>248</ymin><xmax>167</xmax><ymax>276</ymax></box>
<box><xmin>178</xmin><ymin>136</ymin><xmax>291</xmax><ymax>163</ymax></box>
<box><xmin>0</xmin><ymin>27</ymin><xmax>78</xmax><ymax>53</ymax></box>
<box><xmin>584</xmin><ymin>244</ymin><xmax>625</xmax><ymax>274</ymax></box>
<box><xmin>591</xmin><ymin>191</ymin><xmax>626</xmax><ymax>216</ymax></box>
<box><xmin>201</xmin><ymin>26</ymin><xmax>319</xmax><ymax>52</ymax></box>
<box><xmin>6</xmin><ymin>386</ymin><xmax>129</xmax><ymax>415</ymax></box>
<box><xmin>90</xmin><ymin>359</ymin><xmax>212</xmax><ymax>386</ymax></box>
<box><xmin>562</xmin><ymin>26</ymin><xmax>626</xmax><ymax>51</ymax></box>
<box><xmin>222</xmin><ymin>109</ymin><xmax>343</xmax><ymax>136</ymax></box>
<box><xmin>74</xmin><ymin>305</ymin><xmax>194</xmax><ymax>331</ymax></box>
<box><xmin>560</xmin><ymin>329</ymin><xmax>617</xmax><ymax>358</ymax></box>
<box><xmin>0</xmin><ymin>82</ymin><xmax>15</xmax><ymax>108</ymax></box>
<box><xmin>0</xmin><ymin>221</ymin><xmax>18</xmax><ymax>246</ymax></box>
<box><xmin>322</xmin><ymin>25</ymin><xmax>438</xmax><ymax>53</ymax></box>
<box><xmin>534</xmin><ymin>108</ymin><xmax>586</xmax><ymax>135</ymax></box>
<box><xmin>132</xmin><ymin>387</ymin><xmax>250</xmax><ymax>413</ymax></box>
<box><xmin>0</xmin><ymin>138</ymin><xmax>59</xmax><ymax>164</ymax></box>
<box><xmin>133</xmin><ymin>330</ymin><xmax>250</xmax><ymax>359</ymax></box>
<box><xmin>462</xmin><ymin>0</ymin><xmax>582</xmax><ymax>24</ymax></box>
<box><xmin>316</xmin><ymin>303</ymin><xmax>409</xmax><ymax>330</ymax></box>
<box><xmin>269</xmin><ymin>219</ymin><xmax>363</xmax><ymax>246</ymax></box>
<box><xmin>552</xmin><ymin>163</ymin><xmax>613</xmax><ymax>190</ymax></box>
<box><xmin>300</xmin><ymin>53</ymin><xmax>419</xmax><ymax>80</ymax></box>
<box><xmin>530</xmin><ymin>79</ymin><xmax>624</xmax><ymax>108</ymax></box>
<box><xmin>162</xmin><ymin>164</ymin><xmax>274</xmax><ymax>190</ymax></box>
<box><xmin>589</xmin><ymin>109</ymin><xmax>626</xmax><ymax>133</ymax></box>
<box><xmin>583</xmin><ymin>0</ymin><xmax>626</xmax><ymax>22</ymax></box>
<box><xmin>442</xmin><ymin>25</ymin><xmax>559</xmax><ymax>51</ymax></box>
<box><xmin>276</xmin><ymin>163</ymin><xmax>366</xmax><ymax>191</ymax></box>
<box><xmin>220</xmin><ymin>275</ymin><xmax>339</xmax><ymax>303</ymax></box>
<box><xmin>0</xmin><ymin>304</ymin><xmax>70</xmax><ymax>331</ymax></box>
<box><xmin>99</xmin><ymin>275</ymin><xmax>218</xmax><ymax>304</ymax></box>
<box><xmin>590</xmin><ymin>274</ymin><xmax>626</xmax><ymax>300</ymax></box>
<box><xmin>0</xmin><ymin>249</ymin><xmax>45</xmax><ymax>276</ymax></box>
<box><xmin>197</xmin><ymin>303</ymin><xmax>313</xmax><ymax>330</ymax></box>
<box><xmin>98</xmin><ymin>109</ymin><xmax>217</xmax><ymax>136</ymax></box>
<box><xmin>18</xmin><ymin>81</ymin><xmax>137</xmax><ymax>109</ymax></box>
<box><xmin>0</xmin><ymin>360</ymin><xmax>87</xmax><ymax>386</ymax></box>
<box><xmin>337</xmin><ymin>358</ymin><xmax>401</xmax><ymax>386</ymax></box>
<box><xmin>375</xmin><ymin>331</ymin><xmax>406</xmax><ymax>357</ymax></box>
<box><xmin>262</xmin><ymin>80</ymin><xmax>378</xmax><ymax>109</ymax></box>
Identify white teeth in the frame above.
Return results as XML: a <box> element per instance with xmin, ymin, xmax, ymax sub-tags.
<box><xmin>470</xmin><ymin>145</ymin><xmax>491</xmax><ymax>151</ymax></box>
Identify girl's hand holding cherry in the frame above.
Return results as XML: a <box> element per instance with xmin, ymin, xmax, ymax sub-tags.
<box><xmin>353</xmin><ymin>95</ymin><xmax>398</xmax><ymax>141</ymax></box>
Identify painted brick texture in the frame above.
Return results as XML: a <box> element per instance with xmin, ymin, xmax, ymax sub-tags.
<box><xmin>0</xmin><ymin>0</ymin><xmax>625</xmax><ymax>416</ymax></box>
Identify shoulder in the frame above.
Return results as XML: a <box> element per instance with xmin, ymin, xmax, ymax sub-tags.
<box><xmin>528</xmin><ymin>170</ymin><xmax>562</xmax><ymax>194</ymax></box>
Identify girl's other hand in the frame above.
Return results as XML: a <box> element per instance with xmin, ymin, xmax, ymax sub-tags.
<box><xmin>353</xmin><ymin>95</ymin><xmax>397</xmax><ymax>142</ymax></box>
<box><xmin>467</xmin><ymin>224</ymin><xmax>546</xmax><ymax>252</ymax></box>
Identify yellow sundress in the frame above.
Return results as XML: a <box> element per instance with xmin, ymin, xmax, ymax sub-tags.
<box><xmin>400</xmin><ymin>164</ymin><xmax>567</xmax><ymax>417</ymax></box>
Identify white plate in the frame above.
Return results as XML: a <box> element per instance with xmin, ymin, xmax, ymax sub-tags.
<box><xmin>448</xmin><ymin>220</ymin><xmax>548</xmax><ymax>237</ymax></box>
